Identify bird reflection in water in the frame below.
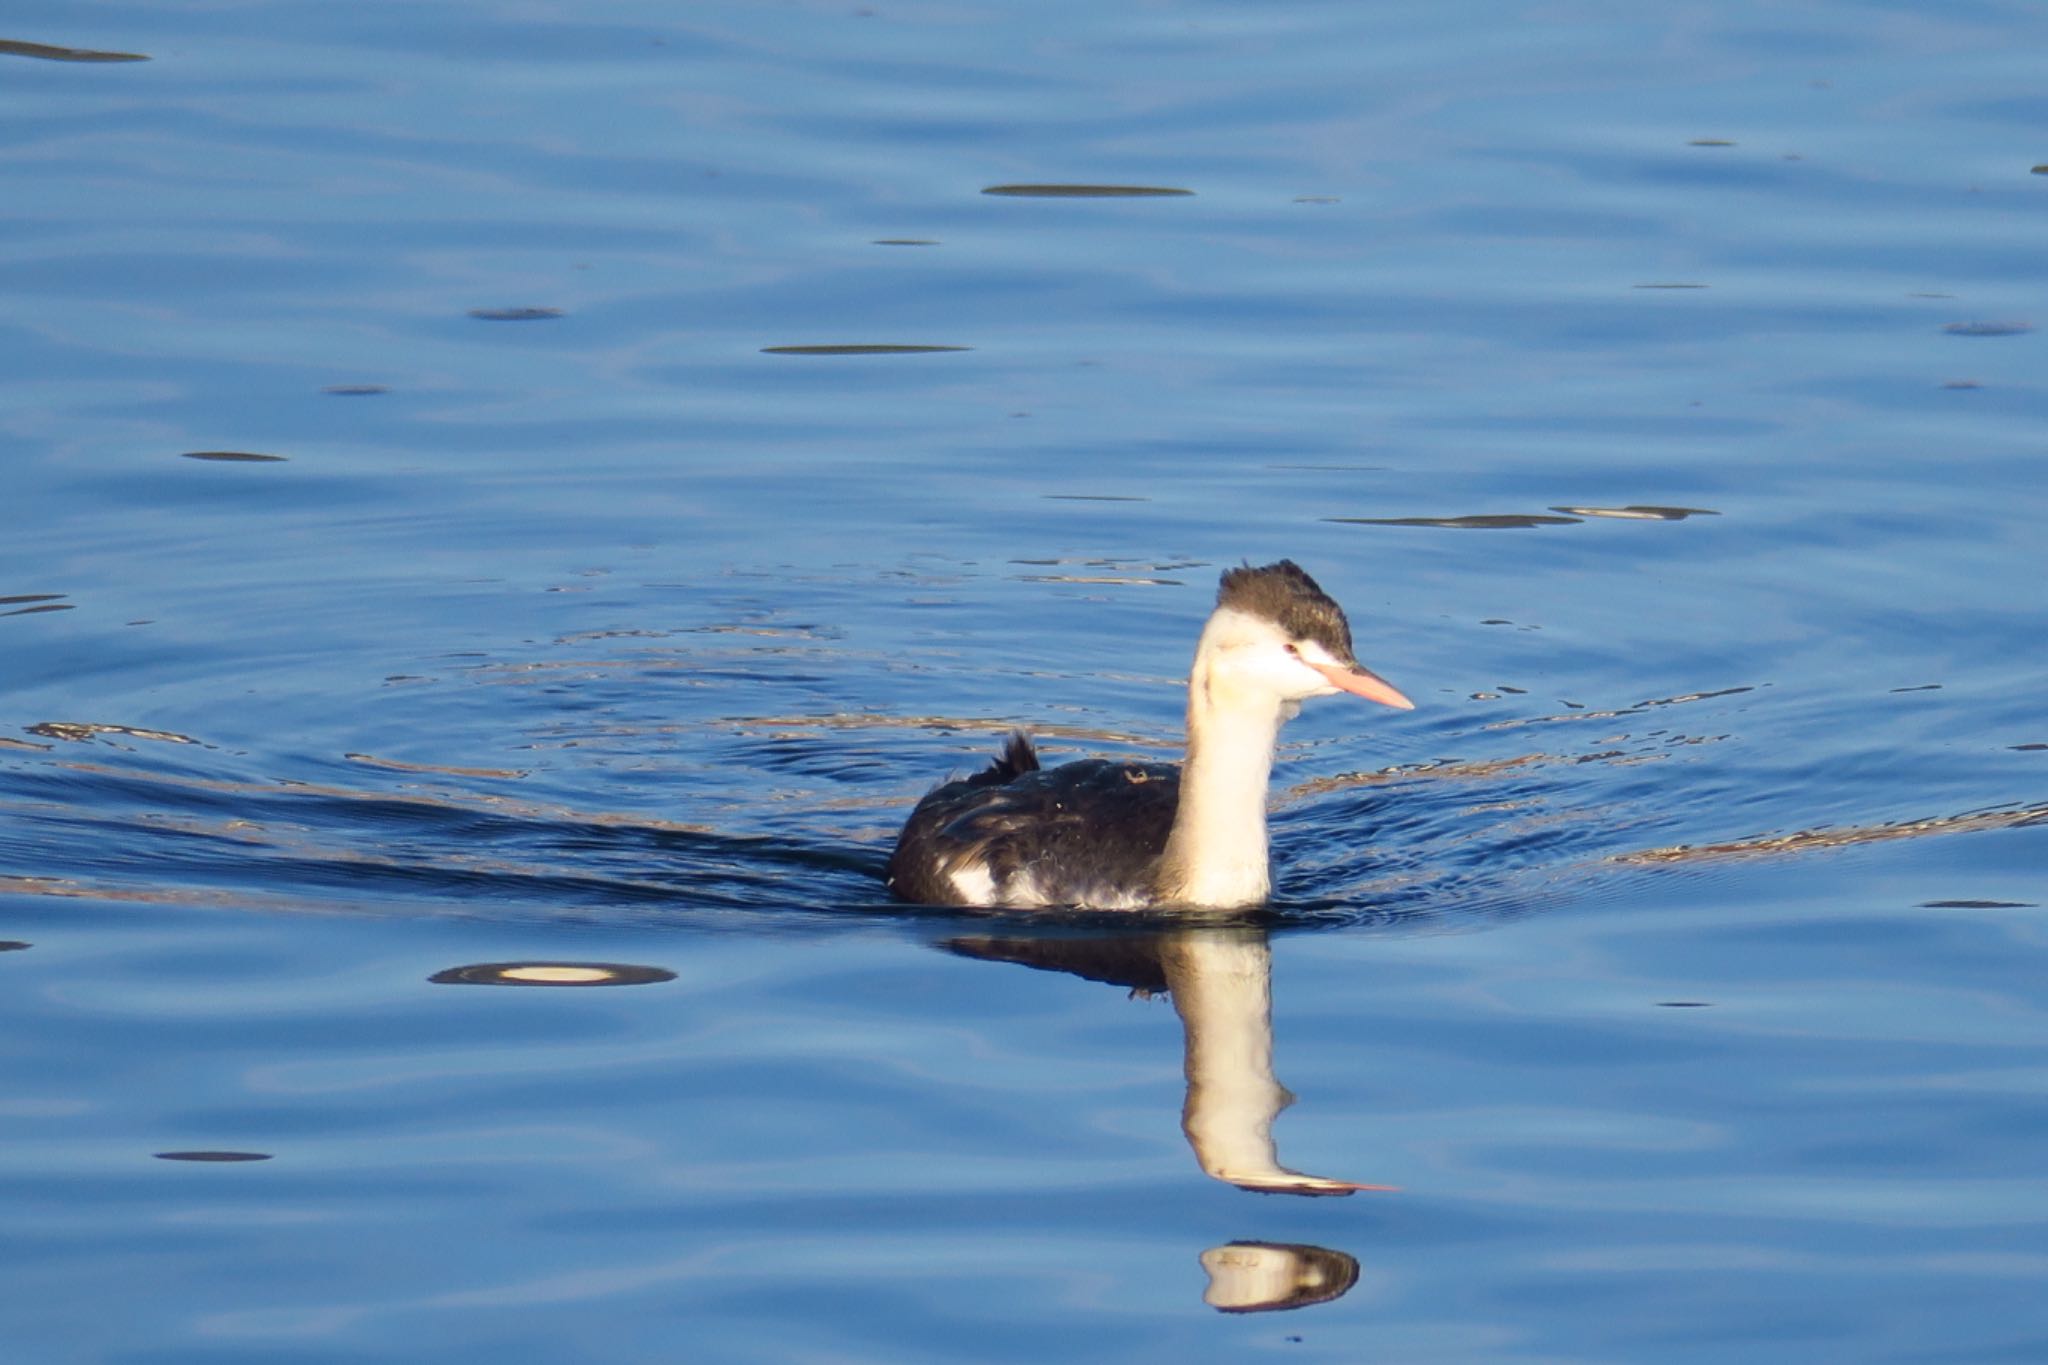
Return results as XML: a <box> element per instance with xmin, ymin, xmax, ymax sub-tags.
<box><xmin>946</xmin><ymin>923</ymin><xmax>1389</xmax><ymax>1196</ymax></box>
<box><xmin>947</xmin><ymin>924</ymin><xmax>1373</xmax><ymax>1312</ymax></box>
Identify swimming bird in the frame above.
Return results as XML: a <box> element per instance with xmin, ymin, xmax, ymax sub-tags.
<box><xmin>886</xmin><ymin>561</ymin><xmax>1413</xmax><ymax>910</ymax></box>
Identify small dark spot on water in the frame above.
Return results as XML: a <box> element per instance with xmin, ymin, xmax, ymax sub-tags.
<box><xmin>2010</xmin><ymin>743</ymin><xmax>2047</xmax><ymax>752</ymax></box>
<box><xmin>0</xmin><ymin>38</ymin><xmax>148</xmax><ymax>62</ymax></box>
<box><xmin>981</xmin><ymin>184</ymin><xmax>1194</xmax><ymax>197</ymax></box>
<box><xmin>1293</xmin><ymin>196</ymin><xmax>1340</xmax><ymax>204</ymax></box>
<box><xmin>1909</xmin><ymin>292</ymin><xmax>1955</xmax><ymax>299</ymax></box>
<box><xmin>429</xmin><ymin>962</ymin><xmax>679</xmax><ymax>987</ymax></box>
<box><xmin>761</xmin><ymin>344</ymin><xmax>971</xmax><ymax>355</ymax></box>
<box><xmin>871</xmin><ymin>238</ymin><xmax>937</xmax><ymax>246</ymax></box>
<box><xmin>1942</xmin><ymin>380</ymin><xmax>1982</xmax><ymax>390</ymax></box>
<box><xmin>1942</xmin><ymin>321</ymin><xmax>2032</xmax><ymax>337</ymax></box>
<box><xmin>2032</xmin><ymin>165</ymin><xmax>2048</xmax><ymax>175</ymax></box>
<box><xmin>1919</xmin><ymin>900</ymin><xmax>2035</xmax><ymax>909</ymax></box>
<box><xmin>154</xmin><ymin>1151</ymin><xmax>272</xmax><ymax>1163</ymax></box>
<box><xmin>1688</xmin><ymin>138</ymin><xmax>1736</xmax><ymax>147</ymax></box>
<box><xmin>1634</xmin><ymin>282</ymin><xmax>1708</xmax><ymax>289</ymax></box>
<box><xmin>322</xmin><ymin>384</ymin><xmax>388</xmax><ymax>396</ymax></box>
<box><xmin>1328</xmin><ymin>513</ymin><xmax>1582</xmax><ymax>529</ymax></box>
<box><xmin>181</xmin><ymin>450</ymin><xmax>287</xmax><ymax>463</ymax></box>
<box><xmin>1042</xmin><ymin>494</ymin><xmax>1148</xmax><ymax>502</ymax></box>
<box><xmin>1657</xmin><ymin>1001</ymin><xmax>1713</xmax><ymax>1007</ymax></box>
<box><xmin>1480</xmin><ymin>619</ymin><xmax>1512</xmax><ymax>626</ymax></box>
<box><xmin>1499</xmin><ymin>686</ymin><xmax>1527</xmax><ymax>694</ymax></box>
<box><xmin>468</xmin><ymin>307</ymin><xmax>563</xmax><ymax>321</ymax></box>
<box><xmin>1551</xmin><ymin>505</ymin><xmax>1719</xmax><ymax>521</ymax></box>
<box><xmin>1890</xmin><ymin>684</ymin><xmax>1941</xmax><ymax>693</ymax></box>
<box><xmin>0</xmin><ymin>941</ymin><xmax>30</xmax><ymax>952</ymax></box>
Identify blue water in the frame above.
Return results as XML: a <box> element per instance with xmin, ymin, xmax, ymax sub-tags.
<box><xmin>3</xmin><ymin>1</ymin><xmax>2045</xmax><ymax>1360</ymax></box>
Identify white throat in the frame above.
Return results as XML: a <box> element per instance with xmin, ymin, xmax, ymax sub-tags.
<box><xmin>1156</xmin><ymin>609</ymin><xmax>1293</xmax><ymax>908</ymax></box>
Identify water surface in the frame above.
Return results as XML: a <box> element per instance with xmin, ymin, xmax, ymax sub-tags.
<box><xmin>3</xmin><ymin>1</ymin><xmax>2045</xmax><ymax>1360</ymax></box>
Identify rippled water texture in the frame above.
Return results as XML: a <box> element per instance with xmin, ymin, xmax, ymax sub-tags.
<box><xmin>3</xmin><ymin>1</ymin><xmax>2044</xmax><ymax>1361</ymax></box>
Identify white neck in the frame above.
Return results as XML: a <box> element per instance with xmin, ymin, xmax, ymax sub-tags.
<box><xmin>1156</xmin><ymin>612</ymin><xmax>1289</xmax><ymax>908</ymax></box>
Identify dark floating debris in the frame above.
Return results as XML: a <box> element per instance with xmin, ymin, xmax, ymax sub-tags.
<box><xmin>871</xmin><ymin>238</ymin><xmax>938</xmax><ymax>246</ymax></box>
<box><xmin>27</xmin><ymin>720</ymin><xmax>197</xmax><ymax>745</ymax></box>
<box><xmin>0</xmin><ymin>37</ymin><xmax>149</xmax><ymax>62</ymax></box>
<box><xmin>468</xmin><ymin>307</ymin><xmax>563</xmax><ymax>322</ymax></box>
<box><xmin>761</xmin><ymin>344</ymin><xmax>971</xmax><ymax>355</ymax></box>
<box><xmin>429</xmin><ymin>962</ymin><xmax>678</xmax><ymax>987</ymax></box>
<box><xmin>1942</xmin><ymin>320</ymin><xmax>2032</xmax><ymax>337</ymax></box>
<box><xmin>1328</xmin><ymin>513</ymin><xmax>1583</xmax><ymax>530</ymax></box>
<box><xmin>1941</xmin><ymin>380</ymin><xmax>1983</xmax><ymax>390</ymax></box>
<box><xmin>1656</xmin><ymin>1001</ymin><xmax>1713</xmax><ymax>1007</ymax></box>
<box><xmin>1890</xmin><ymin>684</ymin><xmax>1942</xmax><ymax>693</ymax></box>
<box><xmin>0</xmin><ymin>602</ymin><xmax>71</xmax><ymax>617</ymax></box>
<box><xmin>154</xmin><ymin>1151</ymin><xmax>273</xmax><ymax>1163</ymax></box>
<box><xmin>180</xmin><ymin>450</ymin><xmax>287</xmax><ymax>463</ymax></box>
<box><xmin>1688</xmin><ymin>138</ymin><xmax>1736</xmax><ymax>147</ymax></box>
<box><xmin>1919</xmin><ymin>899</ymin><xmax>2035</xmax><ymax>909</ymax></box>
<box><xmin>322</xmin><ymin>384</ymin><xmax>388</xmax><ymax>396</ymax></box>
<box><xmin>981</xmin><ymin>184</ymin><xmax>1194</xmax><ymax>198</ymax></box>
<box><xmin>2032</xmin><ymin>165</ymin><xmax>2048</xmax><ymax>175</ymax></box>
<box><xmin>1633</xmin><ymin>283</ymin><xmax>1709</xmax><ymax>289</ymax></box>
<box><xmin>1549</xmin><ymin>505</ymin><xmax>1720</xmax><ymax>521</ymax></box>
<box><xmin>0</xmin><ymin>941</ymin><xmax>29</xmax><ymax>952</ymax></box>
<box><xmin>2012</xmin><ymin>742</ymin><xmax>2047</xmax><ymax>751</ymax></box>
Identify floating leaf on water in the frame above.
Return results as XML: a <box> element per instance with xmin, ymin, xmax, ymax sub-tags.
<box><xmin>467</xmin><ymin>307</ymin><xmax>563</xmax><ymax>321</ymax></box>
<box><xmin>429</xmin><ymin>961</ymin><xmax>678</xmax><ymax>987</ymax></box>
<box><xmin>0</xmin><ymin>38</ymin><xmax>149</xmax><ymax>62</ymax></box>
<box><xmin>1548</xmin><ymin>505</ymin><xmax>1720</xmax><ymax>521</ymax></box>
<box><xmin>1326</xmin><ymin>513</ymin><xmax>1583</xmax><ymax>529</ymax></box>
<box><xmin>1942</xmin><ymin>320</ymin><xmax>2032</xmax><ymax>337</ymax></box>
<box><xmin>981</xmin><ymin>184</ymin><xmax>1194</xmax><ymax>197</ymax></box>
<box><xmin>180</xmin><ymin>450</ymin><xmax>287</xmax><ymax>463</ymax></box>
<box><xmin>761</xmin><ymin>344</ymin><xmax>971</xmax><ymax>355</ymax></box>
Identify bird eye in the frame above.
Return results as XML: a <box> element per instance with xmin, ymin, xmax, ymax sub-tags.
<box><xmin>1284</xmin><ymin>642</ymin><xmax>1301</xmax><ymax>657</ymax></box>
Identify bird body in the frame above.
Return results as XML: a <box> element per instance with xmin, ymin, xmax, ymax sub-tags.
<box><xmin>886</xmin><ymin>561</ymin><xmax>1411</xmax><ymax>911</ymax></box>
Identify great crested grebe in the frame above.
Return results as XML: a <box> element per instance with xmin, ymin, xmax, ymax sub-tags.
<box><xmin>886</xmin><ymin>561</ymin><xmax>1413</xmax><ymax>910</ymax></box>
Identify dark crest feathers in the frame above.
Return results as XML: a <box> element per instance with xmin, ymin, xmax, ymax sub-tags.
<box><xmin>1215</xmin><ymin>560</ymin><xmax>1358</xmax><ymax>663</ymax></box>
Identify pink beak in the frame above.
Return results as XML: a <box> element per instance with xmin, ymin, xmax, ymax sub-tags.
<box><xmin>1309</xmin><ymin>660</ymin><xmax>1415</xmax><ymax>710</ymax></box>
